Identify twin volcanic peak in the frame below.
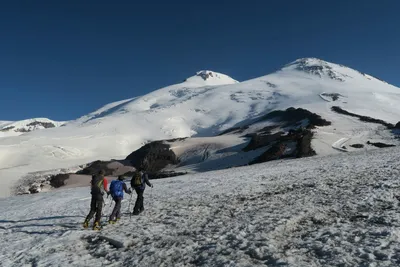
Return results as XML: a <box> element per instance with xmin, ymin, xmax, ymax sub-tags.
<box><xmin>1</xmin><ymin>57</ymin><xmax>400</xmax><ymax>198</ymax></box>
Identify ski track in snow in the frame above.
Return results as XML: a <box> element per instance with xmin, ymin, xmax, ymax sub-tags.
<box><xmin>2</xmin><ymin>147</ymin><xmax>400</xmax><ymax>266</ymax></box>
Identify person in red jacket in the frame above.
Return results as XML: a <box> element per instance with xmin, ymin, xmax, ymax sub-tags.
<box><xmin>83</xmin><ymin>170</ymin><xmax>109</xmax><ymax>230</ymax></box>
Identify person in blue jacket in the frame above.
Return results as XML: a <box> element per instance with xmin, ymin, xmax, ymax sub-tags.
<box><xmin>108</xmin><ymin>175</ymin><xmax>132</xmax><ymax>223</ymax></box>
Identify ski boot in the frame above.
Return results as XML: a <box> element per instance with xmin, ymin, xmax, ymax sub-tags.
<box><xmin>108</xmin><ymin>219</ymin><xmax>116</xmax><ymax>225</ymax></box>
<box><xmin>93</xmin><ymin>221</ymin><xmax>102</xmax><ymax>231</ymax></box>
<box><xmin>83</xmin><ymin>220</ymin><xmax>89</xmax><ymax>229</ymax></box>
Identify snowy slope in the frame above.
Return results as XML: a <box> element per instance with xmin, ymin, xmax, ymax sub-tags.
<box><xmin>1</xmin><ymin>60</ymin><xmax>400</xmax><ymax>197</ymax></box>
<box><xmin>1</xmin><ymin>146</ymin><xmax>400</xmax><ymax>266</ymax></box>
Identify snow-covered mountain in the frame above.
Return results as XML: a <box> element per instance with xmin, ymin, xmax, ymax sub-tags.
<box><xmin>0</xmin><ymin>118</ymin><xmax>65</xmax><ymax>137</ymax></box>
<box><xmin>1</xmin><ymin>58</ymin><xmax>400</xmax><ymax>197</ymax></box>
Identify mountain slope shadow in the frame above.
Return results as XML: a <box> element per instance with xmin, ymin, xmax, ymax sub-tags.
<box><xmin>83</xmin><ymin>99</ymin><xmax>135</xmax><ymax>123</ymax></box>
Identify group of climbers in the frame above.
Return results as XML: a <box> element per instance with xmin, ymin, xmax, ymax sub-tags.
<box><xmin>83</xmin><ymin>168</ymin><xmax>153</xmax><ymax>230</ymax></box>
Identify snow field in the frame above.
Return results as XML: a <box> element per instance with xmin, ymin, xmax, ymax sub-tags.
<box><xmin>1</xmin><ymin>146</ymin><xmax>400</xmax><ymax>266</ymax></box>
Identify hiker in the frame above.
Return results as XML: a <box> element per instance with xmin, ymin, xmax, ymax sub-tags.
<box><xmin>131</xmin><ymin>168</ymin><xmax>153</xmax><ymax>215</ymax></box>
<box><xmin>83</xmin><ymin>170</ymin><xmax>109</xmax><ymax>230</ymax></box>
<box><xmin>108</xmin><ymin>175</ymin><xmax>132</xmax><ymax>224</ymax></box>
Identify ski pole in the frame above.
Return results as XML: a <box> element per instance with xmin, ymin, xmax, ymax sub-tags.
<box><xmin>104</xmin><ymin>196</ymin><xmax>113</xmax><ymax>220</ymax></box>
<box><xmin>127</xmin><ymin>189</ymin><xmax>133</xmax><ymax>213</ymax></box>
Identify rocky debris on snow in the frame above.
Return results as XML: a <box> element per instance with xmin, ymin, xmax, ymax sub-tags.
<box><xmin>331</xmin><ymin>106</ymin><xmax>395</xmax><ymax>129</ymax></box>
<box><xmin>350</xmin><ymin>144</ymin><xmax>364</xmax><ymax>148</ymax></box>
<box><xmin>286</xmin><ymin>58</ymin><xmax>348</xmax><ymax>81</ymax></box>
<box><xmin>196</xmin><ymin>70</ymin><xmax>214</xmax><ymax>81</ymax></box>
<box><xmin>27</xmin><ymin>121</ymin><xmax>55</xmax><ymax>128</ymax></box>
<box><xmin>125</xmin><ymin>138</ymin><xmax>183</xmax><ymax>172</ymax></box>
<box><xmin>1</xmin><ymin>120</ymin><xmax>60</xmax><ymax>133</ymax></box>
<box><xmin>28</xmin><ymin>183</ymin><xmax>44</xmax><ymax>194</ymax></box>
<box><xmin>320</xmin><ymin>93</ymin><xmax>344</xmax><ymax>101</ymax></box>
<box><xmin>0</xmin><ymin>126</ymin><xmax>15</xmax><ymax>132</ymax></box>
<box><xmin>366</xmin><ymin>141</ymin><xmax>396</xmax><ymax>148</ymax></box>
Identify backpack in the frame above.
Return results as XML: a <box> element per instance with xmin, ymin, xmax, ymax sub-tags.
<box><xmin>110</xmin><ymin>180</ymin><xmax>124</xmax><ymax>198</ymax></box>
<box><xmin>131</xmin><ymin>172</ymin><xmax>143</xmax><ymax>188</ymax></box>
<box><xmin>91</xmin><ymin>174</ymin><xmax>104</xmax><ymax>195</ymax></box>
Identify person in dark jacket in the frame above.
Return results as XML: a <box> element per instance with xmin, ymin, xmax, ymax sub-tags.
<box><xmin>83</xmin><ymin>170</ymin><xmax>109</xmax><ymax>230</ymax></box>
<box><xmin>131</xmin><ymin>169</ymin><xmax>153</xmax><ymax>215</ymax></box>
<box><xmin>108</xmin><ymin>175</ymin><xmax>131</xmax><ymax>224</ymax></box>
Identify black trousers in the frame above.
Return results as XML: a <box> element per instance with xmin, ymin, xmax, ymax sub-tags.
<box><xmin>85</xmin><ymin>196</ymin><xmax>103</xmax><ymax>223</ymax></box>
<box><xmin>133</xmin><ymin>188</ymin><xmax>144</xmax><ymax>214</ymax></box>
<box><xmin>109</xmin><ymin>197</ymin><xmax>122</xmax><ymax>221</ymax></box>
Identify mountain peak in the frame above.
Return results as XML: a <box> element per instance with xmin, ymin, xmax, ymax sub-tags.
<box><xmin>282</xmin><ymin>58</ymin><xmax>355</xmax><ymax>82</ymax></box>
<box><xmin>184</xmin><ymin>70</ymin><xmax>239</xmax><ymax>86</ymax></box>
<box><xmin>282</xmin><ymin>58</ymin><xmax>389</xmax><ymax>84</ymax></box>
<box><xmin>284</xmin><ymin>57</ymin><xmax>333</xmax><ymax>69</ymax></box>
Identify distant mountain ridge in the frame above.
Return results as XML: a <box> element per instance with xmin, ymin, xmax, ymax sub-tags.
<box><xmin>0</xmin><ymin>118</ymin><xmax>65</xmax><ymax>136</ymax></box>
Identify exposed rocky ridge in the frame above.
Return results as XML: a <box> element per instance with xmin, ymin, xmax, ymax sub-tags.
<box><xmin>366</xmin><ymin>141</ymin><xmax>396</xmax><ymax>148</ymax></box>
<box><xmin>258</xmin><ymin>107</ymin><xmax>331</xmax><ymax>128</ymax></box>
<box><xmin>331</xmin><ymin>106</ymin><xmax>395</xmax><ymax>129</ymax></box>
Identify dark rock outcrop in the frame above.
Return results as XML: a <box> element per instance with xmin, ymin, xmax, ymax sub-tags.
<box><xmin>366</xmin><ymin>141</ymin><xmax>395</xmax><ymax>148</ymax></box>
<box><xmin>49</xmin><ymin>173</ymin><xmax>71</xmax><ymax>188</ymax></box>
<box><xmin>331</xmin><ymin>106</ymin><xmax>394</xmax><ymax>129</ymax></box>
<box><xmin>296</xmin><ymin>130</ymin><xmax>316</xmax><ymax>157</ymax></box>
<box><xmin>258</xmin><ymin>107</ymin><xmax>331</xmax><ymax>128</ymax></box>
<box><xmin>350</xmin><ymin>144</ymin><xmax>364</xmax><ymax>148</ymax></box>
<box><xmin>250</xmin><ymin>143</ymin><xmax>288</xmax><ymax>164</ymax></box>
<box><xmin>249</xmin><ymin>129</ymin><xmax>316</xmax><ymax>165</ymax></box>
<box><xmin>395</xmin><ymin>122</ymin><xmax>400</xmax><ymax>129</ymax></box>
<box><xmin>243</xmin><ymin>132</ymin><xmax>284</xmax><ymax>151</ymax></box>
<box><xmin>125</xmin><ymin>139</ymin><xmax>182</xmax><ymax>172</ymax></box>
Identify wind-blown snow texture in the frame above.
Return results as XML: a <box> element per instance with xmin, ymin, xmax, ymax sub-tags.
<box><xmin>1</xmin><ymin>60</ymin><xmax>400</xmax><ymax>197</ymax></box>
<box><xmin>1</xmin><ymin>147</ymin><xmax>400</xmax><ymax>266</ymax></box>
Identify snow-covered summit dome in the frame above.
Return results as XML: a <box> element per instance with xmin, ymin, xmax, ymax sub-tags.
<box><xmin>184</xmin><ymin>70</ymin><xmax>239</xmax><ymax>86</ymax></box>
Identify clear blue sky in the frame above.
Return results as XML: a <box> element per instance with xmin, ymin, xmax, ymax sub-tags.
<box><xmin>0</xmin><ymin>0</ymin><xmax>399</xmax><ymax>121</ymax></box>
